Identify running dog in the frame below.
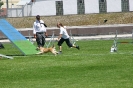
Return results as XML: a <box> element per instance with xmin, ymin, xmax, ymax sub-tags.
<box><xmin>36</xmin><ymin>45</ymin><xmax>58</xmax><ymax>56</ymax></box>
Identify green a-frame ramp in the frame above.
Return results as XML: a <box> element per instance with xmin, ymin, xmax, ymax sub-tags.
<box><xmin>0</xmin><ymin>19</ymin><xmax>38</xmax><ymax>55</ymax></box>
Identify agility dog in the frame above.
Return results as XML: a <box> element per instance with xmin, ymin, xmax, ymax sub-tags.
<box><xmin>36</xmin><ymin>45</ymin><xmax>58</xmax><ymax>56</ymax></box>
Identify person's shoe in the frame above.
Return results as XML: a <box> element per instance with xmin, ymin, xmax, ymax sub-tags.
<box><xmin>76</xmin><ymin>45</ymin><xmax>80</xmax><ymax>50</ymax></box>
<box><xmin>58</xmin><ymin>51</ymin><xmax>62</xmax><ymax>54</ymax></box>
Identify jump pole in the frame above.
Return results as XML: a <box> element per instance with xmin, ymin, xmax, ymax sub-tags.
<box><xmin>0</xmin><ymin>54</ymin><xmax>13</xmax><ymax>59</ymax></box>
<box><xmin>111</xmin><ymin>29</ymin><xmax>133</xmax><ymax>52</ymax></box>
<box><xmin>117</xmin><ymin>29</ymin><xmax>133</xmax><ymax>44</ymax></box>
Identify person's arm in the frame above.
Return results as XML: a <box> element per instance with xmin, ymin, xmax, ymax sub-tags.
<box><xmin>57</xmin><ymin>27</ymin><xmax>63</xmax><ymax>41</ymax></box>
<box><xmin>44</xmin><ymin>32</ymin><xmax>48</xmax><ymax>37</ymax></box>
<box><xmin>34</xmin><ymin>34</ymin><xmax>36</xmax><ymax>38</ymax></box>
<box><xmin>33</xmin><ymin>22</ymin><xmax>36</xmax><ymax>38</ymax></box>
<box><xmin>57</xmin><ymin>34</ymin><xmax>62</xmax><ymax>41</ymax></box>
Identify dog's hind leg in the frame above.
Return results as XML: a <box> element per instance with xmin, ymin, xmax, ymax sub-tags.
<box><xmin>51</xmin><ymin>50</ymin><xmax>57</xmax><ymax>56</ymax></box>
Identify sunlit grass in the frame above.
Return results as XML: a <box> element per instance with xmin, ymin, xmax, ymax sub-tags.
<box><xmin>0</xmin><ymin>39</ymin><xmax>133</xmax><ymax>88</ymax></box>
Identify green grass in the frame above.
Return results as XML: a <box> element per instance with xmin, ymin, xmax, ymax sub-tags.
<box><xmin>0</xmin><ymin>39</ymin><xmax>133</xmax><ymax>88</ymax></box>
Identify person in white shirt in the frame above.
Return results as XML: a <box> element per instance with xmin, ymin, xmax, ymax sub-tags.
<box><xmin>33</xmin><ymin>15</ymin><xmax>47</xmax><ymax>48</ymax></box>
<box><xmin>57</xmin><ymin>22</ymin><xmax>79</xmax><ymax>54</ymax></box>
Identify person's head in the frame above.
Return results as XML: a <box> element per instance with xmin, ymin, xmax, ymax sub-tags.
<box><xmin>57</xmin><ymin>22</ymin><xmax>63</xmax><ymax>28</ymax></box>
<box><xmin>36</xmin><ymin>15</ymin><xmax>40</xmax><ymax>21</ymax></box>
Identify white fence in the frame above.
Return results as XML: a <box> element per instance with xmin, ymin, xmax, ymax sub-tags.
<box><xmin>7</xmin><ymin>4</ymin><xmax>32</xmax><ymax>17</ymax></box>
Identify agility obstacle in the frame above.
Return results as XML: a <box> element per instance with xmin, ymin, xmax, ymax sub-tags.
<box><xmin>0</xmin><ymin>19</ymin><xmax>38</xmax><ymax>55</ymax></box>
<box><xmin>111</xmin><ymin>30</ymin><xmax>133</xmax><ymax>52</ymax></box>
<box><xmin>45</xmin><ymin>31</ymin><xmax>55</xmax><ymax>48</ymax></box>
<box><xmin>28</xmin><ymin>30</ymin><xmax>34</xmax><ymax>44</ymax></box>
<box><xmin>0</xmin><ymin>54</ymin><xmax>13</xmax><ymax>59</ymax></box>
<box><xmin>69</xmin><ymin>30</ymin><xmax>78</xmax><ymax>46</ymax></box>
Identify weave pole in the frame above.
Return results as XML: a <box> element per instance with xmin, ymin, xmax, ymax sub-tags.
<box><xmin>45</xmin><ymin>31</ymin><xmax>55</xmax><ymax>48</ymax></box>
<box><xmin>110</xmin><ymin>30</ymin><xmax>117</xmax><ymax>52</ymax></box>
<box><xmin>28</xmin><ymin>30</ymin><xmax>34</xmax><ymax>44</ymax></box>
<box><xmin>69</xmin><ymin>30</ymin><xmax>79</xmax><ymax>46</ymax></box>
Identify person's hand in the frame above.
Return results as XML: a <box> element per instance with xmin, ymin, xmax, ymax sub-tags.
<box><xmin>45</xmin><ymin>34</ymin><xmax>48</xmax><ymax>37</ymax></box>
<box><xmin>34</xmin><ymin>35</ymin><xmax>36</xmax><ymax>39</ymax></box>
<box><xmin>56</xmin><ymin>38</ymin><xmax>59</xmax><ymax>41</ymax></box>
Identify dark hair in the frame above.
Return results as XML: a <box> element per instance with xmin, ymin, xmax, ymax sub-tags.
<box><xmin>36</xmin><ymin>15</ymin><xmax>40</xmax><ymax>19</ymax></box>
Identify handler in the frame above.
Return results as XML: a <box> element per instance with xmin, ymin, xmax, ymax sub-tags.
<box><xmin>33</xmin><ymin>15</ymin><xmax>47</xmax><ymax>49</ymax></box>
<box><xmin>56</xmin><ymin>22</ymin><xmax>80</xmax><ymax>54</ymax></box>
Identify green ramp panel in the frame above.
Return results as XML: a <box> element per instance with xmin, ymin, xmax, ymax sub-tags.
<box><xmin>0</xmin><ymin>19</ymin><xmax>38</xmax><ymax>55</ymax></box>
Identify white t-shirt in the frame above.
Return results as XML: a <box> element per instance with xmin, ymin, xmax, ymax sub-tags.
<box><xmin>33</xmin><ymin>20</ymin><xmax>46</xmax><ymax>34</ymax></box>
<box><xmin>60</xmin><ymin>27</ymin><xmax>69</xmax><ymax>39</ymax></box>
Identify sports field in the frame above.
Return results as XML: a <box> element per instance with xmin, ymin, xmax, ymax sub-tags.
<box><xmin>0</xmin><ymin>39</ymin><xmax>133</xmax><ymax>88</ymax></box>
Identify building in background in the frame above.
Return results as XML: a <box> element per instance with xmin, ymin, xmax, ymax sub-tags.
<box><xmin>5</xmin><ymin>0</ymin><xmax>133</xmax><ymax>17</ymax></box>
<box><xmin>2</xmin><ymin>0</ymin><xmax>19</xmax><ymax>8</ymax></box>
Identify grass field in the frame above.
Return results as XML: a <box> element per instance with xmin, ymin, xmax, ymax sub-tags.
<box><xmin>0</xmin><ymin>39</ymin><xmax>133</xmax><ymax>88</ymax></box>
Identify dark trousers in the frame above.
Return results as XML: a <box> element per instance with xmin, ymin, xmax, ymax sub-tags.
<box><xmin>58</xmin><ymin>38</ymin><xmax>73</xmax><ymax>47</ymax></box>
<box><xmin>36</xmin><ymin>32</ymin><xmax>45</xmax><ymax>47</ymax></box>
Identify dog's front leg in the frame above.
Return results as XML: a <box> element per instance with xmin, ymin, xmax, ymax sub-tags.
<box><xmin>36</xmin><ymin>51</ymin><xmax>43</xmax><ymax>54</ymax></box>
